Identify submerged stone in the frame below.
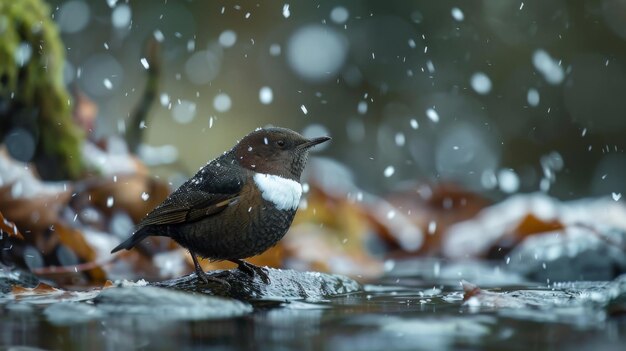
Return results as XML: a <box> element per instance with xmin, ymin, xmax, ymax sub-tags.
<box><xmin>94</xmin><ymin>286</ymin><xmax>252</xmax><ymax>320</ymax></box>
<box><xmin>458</xmin><ymin>274</ymin><xmax>626</xmax><ymax>325</ymax></box>
<box><xmin>154</xmin><ymin>267</ymin><xmax>362</xmax><ymax>301</ymax></box>
<box><xmin>44</xmin><ymin>302</ymin><xmax>105</xmax><ymax>326</ymax></box>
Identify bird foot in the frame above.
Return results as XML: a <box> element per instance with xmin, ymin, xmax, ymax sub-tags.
<box><xmin>195</xmin><ymin>269</ymin><xmax>231</xmax><ymax>289</ymax></box>
<box><xmin>190</xmin><ymin>251</ymin><xmax>230</xmax><ymax>289</ymax></box>
<box><xmin>232</xmin><ymin>260</ymin><xmax>271</xmax><ymax>284</ymax></box>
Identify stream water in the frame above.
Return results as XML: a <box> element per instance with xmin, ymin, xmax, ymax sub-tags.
<box><xmin>1</xmin><ymin>259</ymin><xmax>624</xmax><ymax>351</ymax></box>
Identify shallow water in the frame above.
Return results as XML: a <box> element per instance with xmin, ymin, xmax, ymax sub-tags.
<box><xmin>1</xmin><ymin>260</ymin><xmax>624</xmax><ymax>351</ymax></box>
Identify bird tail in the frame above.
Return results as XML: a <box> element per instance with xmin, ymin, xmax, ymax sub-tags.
<box><xmin>111</xmin><ymin>228</ymin><xmax>150</xmax><ymax>254</ymax></box>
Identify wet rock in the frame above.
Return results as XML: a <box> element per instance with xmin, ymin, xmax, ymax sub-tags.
<box><xmin>94</xmin><ymin>286</ymin><xmax>252</xmax><ymax>320</ymax></box>
<box><xmin>459</xmin><ymin>275</ymin><xmax>626</xmax><ymax>325</ymax></box>
<box><xmin>553</xmin><ymin>274</ymin><xmax>626</xmax><ymax>316</ymax></box>
<box><xmin>44</xmin><ymin>302</ymin><xmax>105</xmax><ymax>326</ymax></box>
<box><xmin>0</xmin><ymin>265</ymin><xmax>39</xmax><ymax>294</ymax></box>
<box><xmin>507</xmin><ymin>227</ymin><xmax>626</xmax><ymax>282</ymax></box>
<box><xmin>443</xmin><ymin>194</ymin><xmax>626</xmax><ymax>281</ymax></box>
<box><xmin>606</xmin><ymin>274</ymin><xmax>626</xmax><ymax>315</ymax></box>
<box><xmin>154</xmin><ymin>267</ymin><xmax>362</xmax><ymax>301</ymax></box>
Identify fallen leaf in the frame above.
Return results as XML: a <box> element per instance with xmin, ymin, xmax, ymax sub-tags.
<box><xmin>12</xmin><ymin>282</ymin><xmax>59</xmax><ymax>295</ymax></box>
<box><xmin>72</xmin><ymin>174</ymin><xmax>169</xmax><ymax>223</ymax></box>
<box><xmin>11</xmin><ymin>282</ymin><xmax>102</xmax><ymax>304</ymax></box>
<box><xmin>0</xmin><ymin>211</ymin><xmax>24</xmax><ymax>240</ymax></box>
<box><xmin>0</xmin><ymin>185</ymin><xmax>72</xmax><ymax>232</ymax></box>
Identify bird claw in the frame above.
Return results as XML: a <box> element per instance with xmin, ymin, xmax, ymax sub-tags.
<box><xmin>235</xmin><ymin>260</ymin><xmax>271</xmax><ymax>284</ymax></box>
<box><xmin>195</xmin><ymin>269</ymin><xmax>231</xmax><ymax>289</ymax></box>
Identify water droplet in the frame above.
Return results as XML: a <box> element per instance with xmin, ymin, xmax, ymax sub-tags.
<box><xmin>111</xmin><ymin>4</ymin><xmax>131</xmax><ymax>28</ymax></box>
<box><xmin>330</xmin><ymin>6</ymin><xmax>349</xmax><ymax>24</ymax></box>
<box><xmin>269</xmin><ymin>44</ymin><xmax>281</xmax><ymax>56</ymax></box>
<box><xmin>451</xmin><ymin>7</ymin><xmax>464</xmax><ymax>21</ymax></box>
<box><xmin>470</xmin><ymin>72</ymin><xmax>492</xmax><ymax>95</ymax></box>
<box><xmin>259</xmin><ymin>86</ymin><xmax>273</xmax><ymax>104</ymax></box>
<box><xmin>219</xmin><ymin>30</ymin><xmax>237</xmax><ymax>47</ymax></box>
<box><xmin>395</xmin><ymin>133</ymin><xmax>405</xmax><ymax>146</ymax></box>
<box><xmin>527</xmin><ymin>88</ymin><xmax>540</xmax><ymax>106</ymax></box>
<box><xmin>282</xmin><ymin>4</ymin><xmax>290</xmax><ymax>18</ymax></box>
<box><xmin>5</xmin><ymin>128</ymin><xmax>36</xmax><ymax>162</ymax></box>
<box><xmin>532</xmin><ymin>49</ymin><xmax>564</xmax><ymax>85</ymax></box>
<box><xmin>497</xmin><ymin>169</ymin><xmax>520</xmax><ymax>193</ymax></box>
<box><xmin>384</xmin><ymin>166</ymin><xmax>395</xmax><ymax>177</ymax></box>
<box><xmin>172</xmin><ymin>100</ymin><xmax>197</xmax><ymax>124</ymax></box>
<box><xmin>214</xmin><ymin>93</ymin><xmax>232</xmax><ymax>112</ymax></box>
<box><xmin>426</xmin><ymin>108</ymin><xmax>439</xmax><ymax>123</ymax></box>
<box><xmin>286</xmin><ymin>25</ymin><xmax>347</xmax><ymax>82</ymax></box>
<box><xmin>153</xmin><ymin>29</ymin><xmax>164</xmax><ymax>42</ymax></box>
<box><xmin>160</xmin><ymin>93</ymin><xmax>170</xmax><ymax>106</ymax></box>
<box><xmin>57</xmin><ymin>0</ymin><xmax>91</xmax><ymax>33</ymax></box>
<box><xmin>14</xmin><ymin>43</ymin><xmax>32</xmax><ymax>67</ymax></box>
<box><xmin>357</xmin><ymin>101</ymin><xmax>368</xmax><ymax>114</ymax></box>
<box><xmin>428</xmin><ymin>221</ymin><xmax>437</xmax><ymax>235</ymax></box>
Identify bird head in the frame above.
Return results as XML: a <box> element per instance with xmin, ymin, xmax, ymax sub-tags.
<box><xmin>234</xmin><ymin>127</ymin><xmax>331</xmax><ymax>180</ymax></box>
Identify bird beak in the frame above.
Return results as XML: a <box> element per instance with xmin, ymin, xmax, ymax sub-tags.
<box><xmin>299</xmin><ymin>136</ymin><xmax>331</xmax><ymax>149</ymax></box>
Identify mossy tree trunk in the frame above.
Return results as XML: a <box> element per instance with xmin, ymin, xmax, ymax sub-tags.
<box><xmin>0</xmin><ymin>0</ymin><xmax>85</xmax><ymax>180</ymax></box>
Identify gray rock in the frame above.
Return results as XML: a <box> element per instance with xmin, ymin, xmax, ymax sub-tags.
<box><xmin>507</xmin><ymin>227</ymin><xmax>626</xmax><ymax>282</ymax></box>
<box><xmin>154</xmin><ymin>267</ymin><xmax>362</xmax><ymax>301</ymax></box>
<box><xmin>0</xmin><ymin>265</ymin><xmax>38</xmax><ymax>294</ymax></box>
<box><xmin>94</xmin><ymin>286</ymin><xmax>253</xmax><ymax>320</ymax></box>
<box><xmin>44</xmin><ymin>302</ymin><xmax>105</xmax><ymax>326</ymax></box>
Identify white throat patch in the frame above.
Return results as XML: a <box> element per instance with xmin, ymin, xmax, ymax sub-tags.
<box><xmin>253</xmin><ymin>173</ymin><xmax>302</xmax><ymax>211</ymax></box>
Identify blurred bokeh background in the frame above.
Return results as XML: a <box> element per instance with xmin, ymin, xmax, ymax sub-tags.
<box><xmin>37</xmin><ymin>0</ymin><xmax>626</xmax><ymax>200</ymax></box>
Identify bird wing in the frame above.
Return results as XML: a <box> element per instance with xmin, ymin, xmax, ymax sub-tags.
<box><xmin>136</xmin><ymin>191</ymin><xmax>240</xmax><ymax>228</ymax></box>
<box><xmin>136</xmin><ymin>154</ymin><xmax>247</xmax><ymax>229</ymax></box>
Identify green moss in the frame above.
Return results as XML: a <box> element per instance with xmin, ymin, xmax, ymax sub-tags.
<box><xmin>0</xmin><ymin>0</ymin><xmax>84</xmax><ymax>180</ymax></box>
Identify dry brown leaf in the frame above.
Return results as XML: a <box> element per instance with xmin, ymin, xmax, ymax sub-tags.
<box><xmin>512</xmin><ymin>213</ymin><xmax>564</xmax><ymax>237</ymax></box>
<box><xmin>72</xmin><ymin>174</ymin><xmax>169</xmax><ymax>223</ymax></box>
<box><xmin>12</xmin><ymin>282</ymin><xmax>59</xmax><ymax>295</ymax></box>
<box><xmin>56</xmin><ymin>224</ymin><xmax>97</xmax><ymax>262</ymax></box>
<box><xmin>0</xmin><ymin>211</ymin><xmax>24</xmax><ymax>240</ymax></box>
<box><xmin>484</xmin><ymin>214</ymin><xmax>566</xmax><ymax>259</ymax></box>
<box><xmin>0</xmin><ymin>185</ymin><xmax>72</xmax><ymax>232</ymax></box>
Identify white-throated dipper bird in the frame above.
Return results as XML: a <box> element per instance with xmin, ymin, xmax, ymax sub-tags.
<box><xmin>111</xmin><ymin>127</ymin><xmax>330</xmax><ymax>285</ymax></box>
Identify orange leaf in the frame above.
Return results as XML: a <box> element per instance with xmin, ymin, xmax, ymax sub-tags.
<box><xmin>0</xmin><ymin>211</ymin><xmax>24</xmax><ymax>240</ymax></box>
<box><xmin>512</xmin><ymin>214</ymin><xmax>564</xmax><ymax>238</ymax></box>
<box><xmin>12</xmin><ymin>282</ymin><xmax>60</xmax><ymax>295</ymax></box>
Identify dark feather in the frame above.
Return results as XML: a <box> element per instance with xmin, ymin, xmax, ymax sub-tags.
<box><xmin>136</xmin><ymin>191</ymin><xmax>240</xmax><ymax>227</ymax></box>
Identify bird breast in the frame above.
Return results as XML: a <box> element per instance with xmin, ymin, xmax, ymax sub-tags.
<box><xmin>253</xmin><ymin>173</ymin><xmax>302</xmax><ymax>211</ymax></box>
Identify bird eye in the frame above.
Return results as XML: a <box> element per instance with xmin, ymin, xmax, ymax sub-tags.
<box><xmin>276</xmin><ymin>140</ymin><xmax>285</xmax><ymax>147</ymax></box>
